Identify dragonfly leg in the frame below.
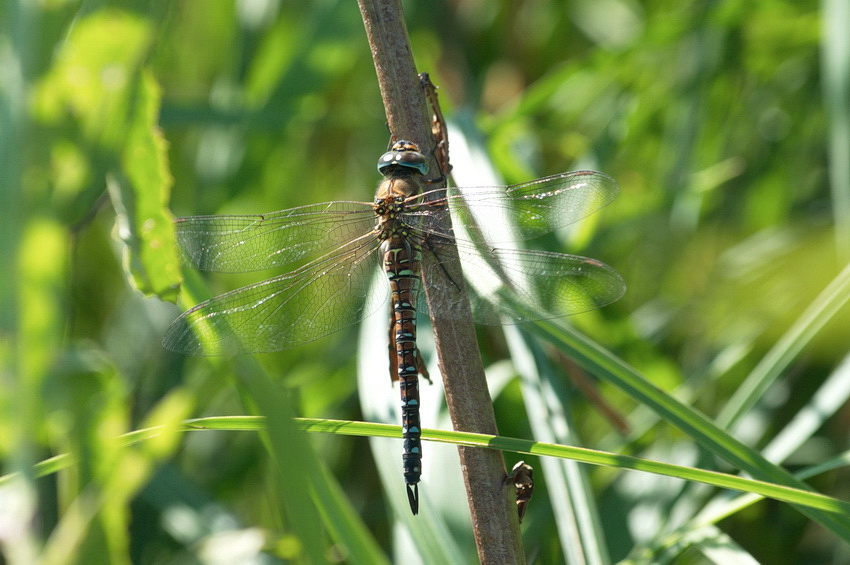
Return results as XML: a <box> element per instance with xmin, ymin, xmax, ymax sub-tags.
<box><xmin>415</xmin><ymin>349</ymin><xmax>432</xmax><ymax>384</ymax></box>
<box><xmin>387</xmin><ymin>307</ymin><xmax>399</xmax><ymax>383</ymax></box>
<box><xmin>421</xmin><ymin>238</ymin><xmax>465</xmax><ymax>294</ymax></box>
<box><xmin>419</xmin><ymin>72</ymin><xmax>452</xmax><ymax>177</ymax></box>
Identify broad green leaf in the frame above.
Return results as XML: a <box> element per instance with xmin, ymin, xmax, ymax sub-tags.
<box><xmin>108</xmin><ymin>69</ymin><xmax>180</xmax><ymax>300</ymax></box>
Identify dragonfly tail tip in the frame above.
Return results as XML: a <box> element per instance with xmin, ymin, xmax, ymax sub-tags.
<box><xmin>406</xmin><ymin>484</ymin><xmax>419</xmax><ymax>515</ymax></box>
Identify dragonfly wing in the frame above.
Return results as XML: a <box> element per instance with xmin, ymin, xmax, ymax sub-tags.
<box><xmin>420</xmin><ymin>239</ymin><xmax>625</xmax><ymax>325</ymax></box>
<box><xmin>405</xmin><ymin>171</ymin><xmax>619</xmax><ymax>243</ymax></box>
<box><xmin>174</xmin><ymin>201</ymin><xmax>376</xmax><ymax>273</ymax></box>
<box><xmin>163</xmin><ymin>239</ymin><xmax>385</xmax><ymax>355</ymax></box>
<box><xmin>500</xmin><ymin>170</ymin><xmax>619</xmax><ymax>232</ymax></box>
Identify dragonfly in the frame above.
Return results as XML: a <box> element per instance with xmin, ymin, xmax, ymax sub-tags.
<box><xmin>163</xmin><ymin>140</ymin><xmax>625</xmax><ymax>515</ymax></box>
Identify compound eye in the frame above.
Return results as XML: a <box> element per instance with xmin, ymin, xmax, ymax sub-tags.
<box><xmin>377</xmin><ymin>140</ymin><xmax>429</xmax><ymax>176</ymax></box>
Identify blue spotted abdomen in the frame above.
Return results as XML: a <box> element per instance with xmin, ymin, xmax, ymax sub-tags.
<box><xmin>382</xmin><ymin>236</ymin><xmax>423</xmax><ymax>514</ymax></box>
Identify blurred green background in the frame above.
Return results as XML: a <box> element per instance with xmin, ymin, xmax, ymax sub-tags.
<box><xmin>2</xmin><ymin>0</ymin><xmax>849</xmax><ymax>563</ymax></box>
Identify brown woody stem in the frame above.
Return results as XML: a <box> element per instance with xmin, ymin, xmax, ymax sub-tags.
<box><xmin>357</xmin><ymin>1</ymin><xmax>525</xmax><ymax>563</ymax></box>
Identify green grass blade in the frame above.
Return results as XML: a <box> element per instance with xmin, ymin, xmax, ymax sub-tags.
<box><xmin>311</xmin><ymin>460</ymin><xmax>391</xmax><ymax>565</ymax></box>
<box><xmin>822</xmin><ymin>0</ymin><xmax>850</xmax><ymax>260</ymax></box>
<box><xmin>239</xmin><ymin>358</ymin><xmax>395</xmax><ymax>564</ymax></box>
<box><xmin>17</xmin><ymin>416</ymin><xmax>847</xmax><ymax>520</ymax></box>
<box><xmin>626</xmin><ymin>450</ymin><xmax>850</xmax><ymax>563</ymax></box>
<box><xmin>717</xmin><ymin>261</ymin><xmax>850</xmax><ymax>429</ymax></box>
<box><xmin>285</xmin><ymin>419</ymin><xmax>850</xmax><ymax>516</ymax></box>
<box><xmin>761</xmin><ymin>351</ymin><xmax>850</xmax><ymax>462</ymax></box>
<box><xmin>234</xmin><ymin>361</ymin><xmax>329</xmax><ymax>565</ymax></box>
<box><xmin>519</xmin><ymin>320</ymin><xmax>850</xmax><ymax>540</ymax></box>
<box><xmin>17</xmin><ymin>417</ymin><xmax>849</xmax><ymax>559</ymax></box>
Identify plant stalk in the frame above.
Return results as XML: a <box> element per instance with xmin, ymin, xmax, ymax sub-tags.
<box><xmin>357</xmin><ymin>1</ymin><xmax>524</xmax><ymax>562</ymax></box>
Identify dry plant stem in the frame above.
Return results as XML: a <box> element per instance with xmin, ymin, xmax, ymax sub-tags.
<box><xmin>357</xmin><ymin>1</ymin><xmax>525</xmax><ymax>563</ymax></box>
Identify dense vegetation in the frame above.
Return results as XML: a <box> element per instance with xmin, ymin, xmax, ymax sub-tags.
<box><xmin>2</xmin><ymin>1</ymin><xmax>848</xmax><ymax>563</ymax></box>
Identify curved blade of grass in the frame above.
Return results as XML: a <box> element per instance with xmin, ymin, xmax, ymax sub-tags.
<box><xmin>694</xmin><ymin>450</ymin><xmax>850</xmax><ymax>532</ymax></box>
<box><xmin>614</xmin><ymin>255</ymin><xmax>850</xmax><ymax>560</ymax></box>
<box><xmin>311</xmin><ymin>459</ymin><xmax>391</xmax><ymax>565</ymax></box>
<box><xmin>287</xmin><ymin>419</ymin><xmax>850</xmax><ymax>516</ymax></box>
<box><xmin>624</xmin><ymin>450</ymin><xmax>850</xmax><ymax>563</ymax></box>
<box><xmin>232</xmin><ymin>360</ymin><xmax>333</xmax><ymax>565</ymax></box>
<box><xmin>717</xmin><ymin>261</ymin><xmax>850</xmax><ymax>430</ymax></box>
<box><xmin>762</xmin><ymin>350</ymin><xmax>850</xmax><ymax>463</ymax></box>
<box><xmin>649</xmin><ymin>352</ymin><xmax>850</xmax><ymax>560</ymax></box>
<box><xmin>237</xmin><ymin>360</ymin><xmax>389</xmax><ymax>565</ymax></box>
<box><xmin>10</xmin><ymin>418</ymin><xmax>850</xmax><ymax>517</ymax></box>
<box><xmin>523</xmin><ymin>317</ymin><xmax>850</xmax><ymax>540</ymax></box>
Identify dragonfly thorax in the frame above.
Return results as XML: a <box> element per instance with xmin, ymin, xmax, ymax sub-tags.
<box><xmin>376</xmin><ymin>140</ymin><xmax>429</xmax><ymax>200</ymax></box>
<box><xmin>375</xmin><ymin>176</ymin><xmax>424</xmax><ymax>200</ymax></box>
<box><xmin>373</xmin><ymin>195</ymin><xmax>412</xmax><ymax>243</ymax></box>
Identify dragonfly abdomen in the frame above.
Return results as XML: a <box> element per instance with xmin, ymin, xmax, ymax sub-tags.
<box><xmin>383</xmin><ymin>237</ymin><xmax>423</xmax><ymax>514</ymax></box>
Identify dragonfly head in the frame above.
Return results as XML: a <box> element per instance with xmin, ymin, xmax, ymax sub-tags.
<box><xmin>377</xmin><ymin>140</ymin><xmax>429</xmax><ymax>177</ymax></box>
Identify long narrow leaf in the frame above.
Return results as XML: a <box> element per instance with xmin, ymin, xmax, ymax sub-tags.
<box><xmin>524</xmin><ymin>319</ymin><xmax>850</xmax><ymax>540</ymax></box>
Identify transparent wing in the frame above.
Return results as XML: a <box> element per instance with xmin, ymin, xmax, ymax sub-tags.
<box><xmin>404</xmin><ymin>171</ymin><xmax>619</xmax><ymax>243</ymax></box>
<box><xmin>162</xmin><ymin>236</ymin><xmax>385</xmax><ymax>355</ymax></box>
<box><xmin>174</xmin><ymin>201</ymin><xmax>376</xmax><ymax>273</ymax></box>
<box><xmin>420</xmin><ymin>238</ymin><xmax>625</xmax><ymax>325</ymax></box>
<box><xmin>166</xmin><ymin>170</ymin><xmax>622</xmax><ymax>355</ymax></box>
